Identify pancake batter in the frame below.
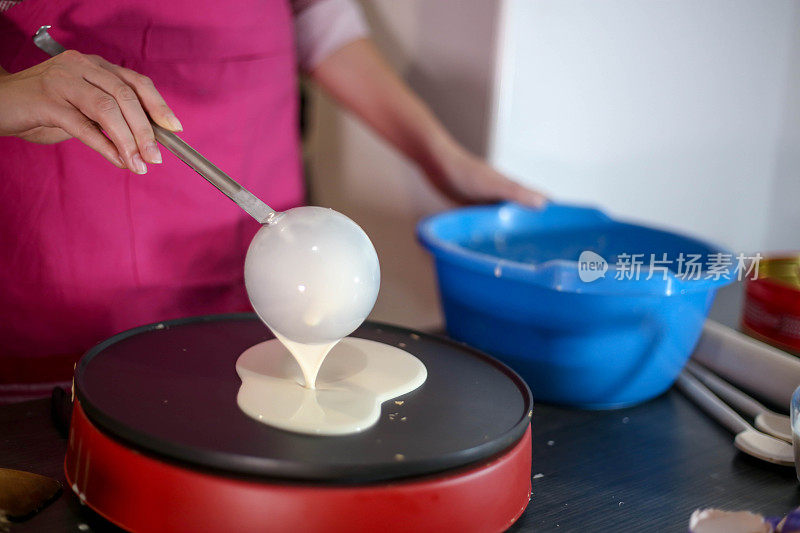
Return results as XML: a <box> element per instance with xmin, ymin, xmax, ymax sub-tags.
<box><xmin>236</xmin><ymin>337</ymin><xmax>426</xmax><ymax>435</ymax></box>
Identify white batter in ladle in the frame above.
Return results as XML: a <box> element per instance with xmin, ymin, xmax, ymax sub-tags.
<box><xmin>244</xmin><ymin>206</ymin><xmax>380</xmax><ymax>388</ymax></box>
<box><xmin>152</xmin><ymin>125</ymin><xmax>382</xmax><ymax>387</ymax></box>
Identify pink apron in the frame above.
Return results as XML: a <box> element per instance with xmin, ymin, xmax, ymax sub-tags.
<box><xmin>0</xmin><ymin>0</ymin><xmax>304</xmax><ymax>399</ymax></box>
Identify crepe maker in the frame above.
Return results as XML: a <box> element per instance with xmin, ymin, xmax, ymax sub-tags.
<box><xmin>65</xmin><ymin>314</ymin><xmax>533</xmax><ymax>532</ymax></box>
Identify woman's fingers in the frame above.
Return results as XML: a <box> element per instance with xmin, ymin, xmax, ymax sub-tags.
<box><xmin>64</xmin><ymin>79</ymin><xmax>146</xmax><ymax>174</ymax></box>
<box><xmin>7</xmin><ymin>50</ymin><xmax>179</xmax><ymax>171</ymax></box>
<box><xmin>499</xmin><ymin>178</ymin><xmax>548</xmax><ymax>209</ymax></box>
<box><xmin>92</xmin><ymin>56</ymin><xmax>182</xmax><ymax>132</ymax></box>
<box><xmin>41</xmin><ymin>51</ymin><xmax>149</xmax><ymax>172</ymax></box>
<box><xmin>81</xmin><ymin>63</ymin><xmax>162</xmax><ymax>164</ymax></box>
<box><xmin>460</xmin><ymin>155</ymin><xmax>548</xmax><ymax>208</ymax></box>
<box><xmin>51</xmin><ymin>105</ymin><xmax>125</xmax><ymax>168</ymax></box>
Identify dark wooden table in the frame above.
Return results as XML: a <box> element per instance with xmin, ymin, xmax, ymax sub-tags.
<box><xmin>3</xmin><ymin>284</ymin><xmax>799</xmax><ymax>532</ymax></box>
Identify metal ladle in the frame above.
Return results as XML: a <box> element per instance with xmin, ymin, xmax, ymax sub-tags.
<box><xmin>33</xmin><ymin>26</ymin><xmax>381</xmax><ymax>349</ymax></box>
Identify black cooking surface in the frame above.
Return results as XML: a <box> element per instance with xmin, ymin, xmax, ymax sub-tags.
<box><xmin>75</xmin><ymin>314</ymin><xmax>531</xmax><ymax>484</ymax></box>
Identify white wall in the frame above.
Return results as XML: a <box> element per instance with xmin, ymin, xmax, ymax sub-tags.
<box><xmin>305</xmin><ymin>1</ymin><xmax>500</xmax><ymax>330</ymax></box>
<box><xmin>490</xmin><ymin>0</ymin><xmax>800</xmax><ymax>254</ymax></box>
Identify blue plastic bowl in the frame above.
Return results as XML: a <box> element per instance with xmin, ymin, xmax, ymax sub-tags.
<box><xmin>417</xmin><ymin>202</ymin><xmax>734</xmax><ymax>408</ymax></box>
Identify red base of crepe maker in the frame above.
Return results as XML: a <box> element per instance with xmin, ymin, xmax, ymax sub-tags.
<box><xmin>66</xmin><ymin>401</ymin><xmax>532</xmax><ymax>533</ymax></box>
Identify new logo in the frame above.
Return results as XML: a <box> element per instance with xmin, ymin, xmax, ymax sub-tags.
<box><xmin>578</xmin><ymin>251</ymin><xmax>608</xmax><ymax>282</ymax></box>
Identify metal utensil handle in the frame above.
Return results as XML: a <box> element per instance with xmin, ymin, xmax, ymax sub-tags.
<box><xmin>150</xmin><ymin>124</ymin><xmax>275</xmax><ymax>223</ymax></box>
<box><xmin>33</xmin><ymin>26</ymin><xmax>276</xmax><ymax>224</ymax></box>
<box><xmin>33</xmin><ymin>25</ymin><xmax>65</xmax><ymax>55</ymax></box>
<box><xmin>675</xmin><ymin>371</ymin><xmax>753</xmax><ymax>435</ymax></box>
<box><xmin>684</xmin><ymin>360</ymin><xmax>767</xmax><ymax>419</ymax></box>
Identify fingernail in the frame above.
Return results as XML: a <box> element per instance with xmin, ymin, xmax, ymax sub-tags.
<box><xmin>144</xmin><ymin>141</ymin><xmax>162</xmax><ymax>164</ymax></box>
<box><xmin>132</xmin><ymin>153</ymin><xmax>147</xmax><ymax>174</ymax></box>
<box><xmin>168</xmin><ymin>115</ymin><xmax>183</xmax><ymax>132</ymax></box>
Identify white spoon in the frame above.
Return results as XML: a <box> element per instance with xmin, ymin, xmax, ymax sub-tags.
<box><xmin>685</xmin><ymin>360</ymin><xmax>792</xmax><ymax>443</ymax></box>
<box><xmin>675</xmin><ymin>372</ymin><xmax>794</xmax><ymax>467</ymax></box>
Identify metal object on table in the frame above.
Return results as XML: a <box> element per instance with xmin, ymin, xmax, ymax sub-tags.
<box><xmin>685</xmin><ymin>360</ymin><xmax>791</xmax><ymax>443</ymax></box>
<box><xmin>33</xmin><ymin>26</ymin><xmax>276</xmax><ymax>224</ymax></box>
<box><xmin>675</xmin><ymin>371</ymin><xmax>794</xmax><ymax>467</ymax></box>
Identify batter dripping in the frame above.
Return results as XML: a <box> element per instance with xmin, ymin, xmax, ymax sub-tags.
<box><xmin>236</xmin><ymin>337</ymin><xmax>426</xmax><ymax>435</ymax></box>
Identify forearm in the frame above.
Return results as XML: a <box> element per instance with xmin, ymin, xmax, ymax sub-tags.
<box><xmin>308</xmin><ymin>37</ymin><xmax>547</xmax><ymax>207</ymax></box>
<box><xmin>309</xmin><ymin>38</ymin><xmax>461</xmax><ymax>176</ymax></box>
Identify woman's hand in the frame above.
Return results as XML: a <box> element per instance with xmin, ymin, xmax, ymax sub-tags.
<box><xmin>424</xmin><ymin>141</ymin><xmax>548</xmax><ymax>208</ymax></box>
<box><xmin>0</xmin><ymin>51</ymin><xmax>182</xmax><ymax>173</ymax></box>
<box><xmin>311</xmin><ymin>39</ymin><xmax>547</xmax><ymax>208</ymax></box>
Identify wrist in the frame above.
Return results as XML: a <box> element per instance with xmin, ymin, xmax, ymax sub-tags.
<box><xmin>423</xmin><ymin>132</ymin><xmax>474</xmax><ymax>186</ymax></box>
<box><xmin>415</xmin><ymin>128</ymin><xmax>462</xmax><ymax>178</ymax></box>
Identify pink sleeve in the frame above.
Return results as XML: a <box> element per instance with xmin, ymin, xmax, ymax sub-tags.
<box><xmin>291</xmin><ymin>0</ymin><xmax>370</xmax><ymax>72</ymax></box>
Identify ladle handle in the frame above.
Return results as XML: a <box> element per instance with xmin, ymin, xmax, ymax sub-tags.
<box><xmin>33</xmin><ymin>26</ymin><xmax>276</xmax><ymax>225</ymax></box>
<box><xmin>150</xmin><ymin>124</ymin><xmax>275</xmax><ymax>223</ymax></box>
